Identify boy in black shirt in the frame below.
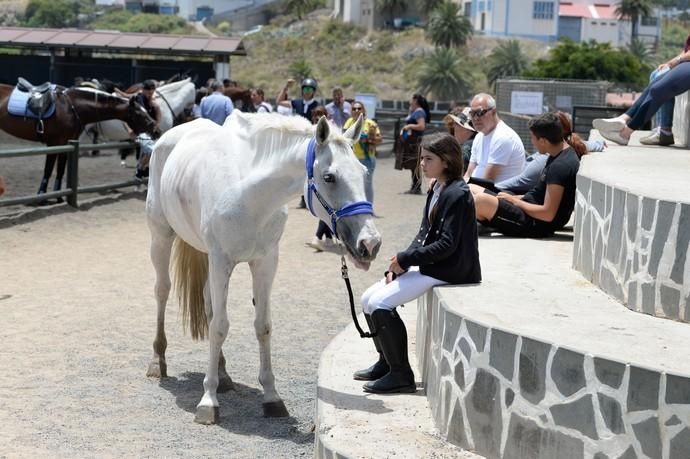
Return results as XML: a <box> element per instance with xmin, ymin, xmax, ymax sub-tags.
<box><xmin>473</xmin><ymin>112</ymin><xmax>586</xmax><ymax>238</ymax></box>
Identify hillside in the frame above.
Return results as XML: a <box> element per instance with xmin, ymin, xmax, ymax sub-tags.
<box><xmin>232</xmin><ymin>12</ymin><xmax>550</xmax><ymax>102</ymax></box>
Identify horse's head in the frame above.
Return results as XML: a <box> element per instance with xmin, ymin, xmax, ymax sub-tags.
<box><xmin>305</xmin><ymin>115</ymin><xmax>381</xmax><ymax>270</ymax></box>
<box><xmin>128</xmin><ymin>97</ymin><xmax>157</xmax><ymax>135</ymax></box>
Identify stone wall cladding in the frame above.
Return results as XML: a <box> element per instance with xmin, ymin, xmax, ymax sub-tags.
<box><xmin>573</xmin><ymin>175</ymin><xmax>690</xmax><ymax>322</ymax></box>
<box><xmin>417</xmin><ymin>292</ymin><xmax>690</xmax><ymax>459</ymax></box>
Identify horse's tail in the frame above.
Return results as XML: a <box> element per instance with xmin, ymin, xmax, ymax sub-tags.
<box><xmin>171</xmin><ymin>237</ymin><xmax>209</xmax><ymax>340</ymax></box>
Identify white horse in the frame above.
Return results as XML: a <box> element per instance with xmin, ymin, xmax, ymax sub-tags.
<box><xmin>145</xmin><ymin>111</ymin><xmax>382</xmax><ymax>424</ymax></box>
<box><xmin>79</xmin><ymin>78</ymin><xmax>195</xmax><ymax>145</ymax></box>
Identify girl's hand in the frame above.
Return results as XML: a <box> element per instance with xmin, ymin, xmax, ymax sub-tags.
<box><xmin>497</xmin><ymin>192</ymin><xmax>520</xmax><ymax>205</ymax></box>
<box><xmin>389</xmin><ymin>255</ymin><xmax>405</xmax><ymax>275</ymax></box>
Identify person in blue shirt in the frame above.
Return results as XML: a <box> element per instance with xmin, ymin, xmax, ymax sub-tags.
<box><xmin>200</xmin><ymin>80</ymin><xmax>234</xmax><ymax>125</ymax></box>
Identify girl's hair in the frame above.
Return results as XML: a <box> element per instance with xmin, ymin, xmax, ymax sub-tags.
<box><xmin>311</xmin><ymin>105</ymin><xmax>328</xmax><ymax>124</ymax></box>
<box><xmin>557</xmin><ymin>111</ymin><xmax>588</xmax><ymax>158</ymax></box>
<box><xmin>412</xmin><ymin>93</ymin><xmax>431</xmax><ymax>123</ymax></box>
<box><xmin>528</xmin><ymin>112</ymin><xmax>587</xmax><ymax>158</ymax></box>
<box><xmin>419</xmin><ymin>132</ymin><xmax>465</xmax><ymax>181</ymax></box>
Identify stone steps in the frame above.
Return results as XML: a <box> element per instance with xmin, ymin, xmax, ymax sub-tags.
<box><xmin>416</xmin><ymin>235</ymin><xmax>690</xmax><ymax>459</ymax></box>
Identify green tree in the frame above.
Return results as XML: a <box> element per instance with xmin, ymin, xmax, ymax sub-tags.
<box><xmin>525</xmin><ymin>39</ymin><xmax>651</xmax><ymax>90</ymax></box>
<box><xmin>23</xmin><ymin>0</ymin><xmax>78</xmax><ymax>28</ymax></box>
<box><xmin>416</xmin><ymin>0</ymin><xmax>443</xmax><ymax>20</ymax></box>
<box><xmin>89</xmin><ymin>10</ymin><xmax>191</xmax><ymax>33</ymax></box>
<box><xmin>425</xmin><ymin>1</ymin><xmax>473</xmax><ymax>48</ymax></box>
<box><xmin>615</xmin><ymin>0</ymin><xmax>653</xmax><ymax>41</ymax></box>
<box><xmin>417</xmin><ymin>47</ymin><xmax>473</xmax><ymax>101</ymax></box>
<box><xmin>288</xmin><ymin>59</ymin><xmax>313</xmax><ymax>81</ymax></box>
<box><xmin>376</xmin><ymin>0</ymin><xmax>408</xmax><ymax>26</ymax></box>
<box><xmin>628</xmin><ymin>38</ymin><xmax>652</xmax><ymax>64</ymax></box>
<box><xmin>486</xmin><ymin>40</ymin><xmax>530</xmax><ymax>88</ymax></box>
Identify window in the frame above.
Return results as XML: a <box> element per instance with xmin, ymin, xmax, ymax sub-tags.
<box><xmin>464</xmin><ymin>1</ymin><xmax>472</xmax><ymax>17</ymax></box>
<box><xmin>532</xmin><ymin>1</ymin><xmax>554</xmax><ymax>19</ymax></box>
<box><xmin>479</xmin><ymin>1</ymin><xmax>485</xmax><ymax>12</ymax></box>
<box><xmin>641</xmin><ymin>16</ymin><xmax>658</xmax><ymax>26</ymax></box>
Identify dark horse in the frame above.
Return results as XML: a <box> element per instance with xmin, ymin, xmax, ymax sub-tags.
<box><xmin>224</xmin><ymin>87</ymin><xmax>254</xmax><ymax>112</ymax></box>
<box><xmin>0</xmin><ymin>84</ymin><xmax>156</xmax><ymax>196</ymax></box>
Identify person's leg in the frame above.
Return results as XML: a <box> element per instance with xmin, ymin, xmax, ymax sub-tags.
<box><xmin>473</xmin><ymin>191</ymin><xmax>500</xmax><ymax>221</ymax></box>
<box><xmin>628</xmin><ymin>63</ymin><xmax>690</xmax><ymax>131</ymax></box>
<box><xmin>408</xmin><ymin>169</ymin><xmax>421</xmax><ymax>194</ymax></box>
<box><xmin>362</xmin><ymin>268</ymin><xmax>446</xmax><ymax>393</ymax></box>
<box><xmin>355</xmin><ymin>277</ymin><xmax>390</xmax><ymax>380</ymax></box>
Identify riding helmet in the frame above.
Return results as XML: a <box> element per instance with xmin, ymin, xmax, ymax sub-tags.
<box><xmin>301</xmin><ymin>78</ymin><xmax>318</xmax><ymax>90</ymax></box>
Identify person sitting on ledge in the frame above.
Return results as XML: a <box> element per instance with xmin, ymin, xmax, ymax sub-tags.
<box><xmin>592</xmin><ymin>40</ymin><xmax>690</xmax><ymax>146</ymax></box>
<box><xmin>464</xmin><ymin>93</ymin><xmax>525</xmax><ymax>186</ymax></box>
<box><xmin>356</xmin><ymin>133</ymin><xmax>481</xmax><ymax>394</ymax></box>
<box><xmin>473</xmin><ymin>112</ymin><xmax>586</xmax><ymax>238</ymax></box>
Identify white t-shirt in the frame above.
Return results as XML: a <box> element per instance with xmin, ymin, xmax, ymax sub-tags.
<box><xmin>470</xmin><ymin>120</ymin><xmax>526</xmax><ymax>183</ymax></box>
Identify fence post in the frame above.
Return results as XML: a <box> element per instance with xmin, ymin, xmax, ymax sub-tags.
<box><xmin>67</xmin><ymin>140</ymin><xmax>79</xmax><ymax>208</ymax></box>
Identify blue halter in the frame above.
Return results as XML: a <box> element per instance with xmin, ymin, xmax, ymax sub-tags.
<box><xmin>305</xmin><ymin>137</ymin><xmax>374</xmax><ymax>237</ymax></box>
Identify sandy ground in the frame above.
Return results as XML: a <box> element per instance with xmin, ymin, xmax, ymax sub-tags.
<box><xmin>0</xmin><ymin>149</ymin><xmax>430</xmax><ymax>458</ymax></box>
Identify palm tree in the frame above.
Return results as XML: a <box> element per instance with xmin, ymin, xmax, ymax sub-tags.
<box><xmin>486</xmin><ymin>40</ymin><xmax>530</xmax><ymax>89</ymax></box>
<box><xmin>628</xmin><ymin>37</ymin><xmax>652</xmax><ymax>64</ymax></box>
<box><xmin>615</xmin><ymin>0</ymin><xmax>653</xmax><ymax>41</ymax></box>
<box><xmin>285</xmin><ymin>0</ymin><xmax>319</xmax><ymax>20</ymax></box>
<box><xmin>376</xmin><ymin>0</ymin><xmax>409</xmax><ymax>26</ymax></box>
<box><xmin>418</xmin><ymin>47</ymin><xmax>474</xmax><ymax>101</ymax></box>
<box><xmin>288</xmin><ymin>59</ymin><xmax>313</xmax><ymax>81</ymax></box>
<box><xmin>426</xmin><ymin>0</ymin><xmax>473</xmax><ymax>48</ymax></box>
<box><xmin>416</xmin><ymin>0</ymin><xmax>444</xmax><ymax>20</ymax></box>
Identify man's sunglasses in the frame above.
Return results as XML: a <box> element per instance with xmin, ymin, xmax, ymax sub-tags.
<box><xmin>302</xmin><ymin>87</ymin><xmax>315</xmax><ymax>92</ymax></box>
<box><xmin>469</xmin><ymin>107</ymin><xmax>494</xmax><ymax>118</ymax></box>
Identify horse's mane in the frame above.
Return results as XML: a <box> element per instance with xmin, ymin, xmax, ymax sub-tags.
<box><xmin>228</xmin><ymin>111</ymin><xmax>350</xmax><ymax>166</ymax></box>
<box><xmin>69</xmin><ymin>86</ymin><xmax>129</xmax><ymax>104</ymax></box>
<box><xmin>157</xmin><ymin>78</ymin><xmax>192</xmax><ymax>94</ymax></box>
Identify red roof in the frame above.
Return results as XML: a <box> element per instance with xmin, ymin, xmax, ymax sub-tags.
<box><xmin>559</xmin><ymin>2</ymin><xmax>618</xmax><ymax>19</ymax></box>
<box><xmin>0</xmin><ymin>26</ymin><xmax>245</xmax><ymax>56</ymax></box>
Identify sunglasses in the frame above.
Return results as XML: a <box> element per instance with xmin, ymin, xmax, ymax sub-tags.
<box><xmin>302</xmin><ymin>87</ymin><xmax>315</xmax><ymax>92</ymax></box>
<box><xmin>352</xmin><ymin>106</ymin><xmax>363</xmax><ymax>111</ymax></box>
<box><xmin>469</xmin><ymin>107</ymin><xmax>493</xmax><ymax>118</ymax></box>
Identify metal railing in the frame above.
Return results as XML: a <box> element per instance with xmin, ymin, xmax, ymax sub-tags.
<box><xmin>0</xmin><ymin>140</ymin><xmax>141</xmax><ymax>208</ymax></box>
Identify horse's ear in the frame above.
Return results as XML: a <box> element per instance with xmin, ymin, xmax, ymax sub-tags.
<box><xmin>344</xmin><ymin>113</ymin><xmax>363</xmax><ymax>142</ymax></box>
<box><xmin>315</xmin><ymin>116</ymin><xmax>330</xmax><ymax>145</ymax></box>
<box><xmin>129</xmin><ymin>97</ymin><xmax>136</xmax><ymax>106</ymax></box>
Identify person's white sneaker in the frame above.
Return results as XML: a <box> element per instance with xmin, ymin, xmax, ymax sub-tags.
<box><xmin>120</xmin><ymin>160</ymin><xmax>127</xmax><ymax>167</ymax></box>
<box><xmin>593</xmin><ymin>118</ymin><xmax>626</xmax><ymax>133</ymax></box>
<box><xmin>598</xmin><ymin>129</ymin><xmax>629</xmax><ymax>146</ymax></box>
<box><xmin>305</xmin><ymin>236</ymin><xmax>324</xmax><ymax>252</ymax></box>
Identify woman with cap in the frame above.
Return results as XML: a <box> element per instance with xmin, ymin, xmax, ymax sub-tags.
<box><xmin>444</xmin><ymin>106</ymin><xmax>477</xmax><ymax>171</ymax></box>
<box><xmin>277</xmin><ymin>77</ymin><xmax>319</xmax><ymax>121</ymax></box>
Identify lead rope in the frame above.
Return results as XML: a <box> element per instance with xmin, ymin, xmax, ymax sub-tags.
<box><xmin>341</xmin><ymin>255</ymin><xmax>376</xmax><ymax>339</ymax></box>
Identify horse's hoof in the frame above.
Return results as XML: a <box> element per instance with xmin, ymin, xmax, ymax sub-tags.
<box><xmin>217</xmin><ymin>376</ymin><xmax>235</xmax><ymax>393</ymax></box>
<box><xmin>146</xmin><ymin>361</ymin><xmax>167</xmax><ymax>378</ymax></box>
<box><xmin>263</xmin><ymin>400</ymin><xmax>289</xmax><ymax>417</ymax></box>
<box><xmin>194</xmin><ymin>406</ymin><xmax>219</xmax><ymax>425</ymax></box>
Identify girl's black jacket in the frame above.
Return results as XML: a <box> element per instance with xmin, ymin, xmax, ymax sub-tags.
<box><xmin>396</xmin><ymin>178</ymin><xmax>482</xmax><ymax>285</ymax></box>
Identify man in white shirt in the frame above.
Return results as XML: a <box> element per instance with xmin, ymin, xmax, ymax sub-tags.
<box><xmin>464</xmin><ymin>93</ymin><xmax>525</xmax><ymax>184</ymax></box>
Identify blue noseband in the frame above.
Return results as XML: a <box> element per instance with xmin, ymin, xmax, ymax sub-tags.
<box><xmin>305</xmin><ymin>137</ymin><xmax>374</xmax><ymax>237</ymax></box>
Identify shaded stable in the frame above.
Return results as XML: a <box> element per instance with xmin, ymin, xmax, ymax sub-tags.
<box><xmin>0</xmin><ymin>27</ymin><xmax>246</xmax><ymax>88</ymax></box>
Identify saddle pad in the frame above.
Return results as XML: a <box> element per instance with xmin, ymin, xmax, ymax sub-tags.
<box><xmin>8</xmin><ymin>86</ymin><xmax>57</xmax><ymax>119</ymax></box>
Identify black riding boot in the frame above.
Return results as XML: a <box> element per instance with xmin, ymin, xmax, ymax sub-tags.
<box><xmin>353</xmin><ymin>314</ymin><xmax>389</xmax><ymax>381</ymax></box>
<box><xmin>363</xmin><ymin>309</ymin><xmax>416</xmax><ymax>394</ymax></box>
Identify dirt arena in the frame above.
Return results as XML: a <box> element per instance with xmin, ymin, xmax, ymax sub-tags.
<box><xmin>0</xmin><ymin>144</ymin><xmax>428</xmax><ymax>458</ymax></box>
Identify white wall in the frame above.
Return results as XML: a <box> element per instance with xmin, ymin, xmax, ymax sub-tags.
<box><xmin>581</xmin><ymin>18</ymin><xmax>619</xmax><ymax>44</ymax></box>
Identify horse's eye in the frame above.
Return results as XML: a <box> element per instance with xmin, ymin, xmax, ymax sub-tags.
<box><xmin>323</xmin><ymin>173</ymin><xmax>336</xmax><ymax>183</ymax></box>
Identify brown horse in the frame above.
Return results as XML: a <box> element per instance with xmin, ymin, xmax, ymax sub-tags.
<box><xmin>0</xmin><ymin>84</ymin><xmax>156</xmax><ymax>196</ymax></box>
<box><xmin>224</xmin><ymin>87</ymin><xmax>253</xmax><ymax>112</ymax></box>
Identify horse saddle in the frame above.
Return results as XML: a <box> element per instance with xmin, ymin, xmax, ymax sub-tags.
<box><xmin>8</xmin><ymin>78</ymin><xmax>57</xmax><ymax>130</ymax></box>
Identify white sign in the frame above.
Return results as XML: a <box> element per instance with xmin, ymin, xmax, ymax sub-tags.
<box><xmin>511</xmin><ymin>91</ymin><xmax>543</xmax><ymax>115</ymax></box>
<box><xmin>556</xmin><ymin>95</ymin><xmax>573</xmax><ymax>110</ymax></box>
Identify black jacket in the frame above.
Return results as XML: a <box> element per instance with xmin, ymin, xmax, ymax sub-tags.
<box><xmin>397</xmin><ymin>179</ymin><xmax>481</xmax><ymax>285</ymax></box>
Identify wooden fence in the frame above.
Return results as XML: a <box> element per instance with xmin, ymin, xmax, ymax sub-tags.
<box><xmin>0</xmin><ymin>140</ymin><xmax>141</xmax><ymax>208</ymax></box>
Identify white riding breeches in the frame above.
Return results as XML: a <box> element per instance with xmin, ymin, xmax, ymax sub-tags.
<box><xmin>361</xmin><ymin>266</ymin><xmax>447</xmax><ymax>314</ymax></box>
